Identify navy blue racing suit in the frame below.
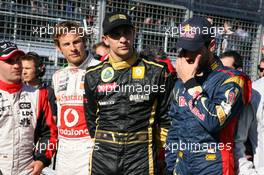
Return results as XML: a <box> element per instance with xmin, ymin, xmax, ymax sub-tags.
<box><xmin>166</xmin><ymin>60</ymin><xmax>248</xmax><ymax>175</ymax></box>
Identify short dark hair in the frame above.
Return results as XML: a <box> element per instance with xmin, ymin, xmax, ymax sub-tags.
<box><xmin>92</xmin><ymin>42</ymin><xmax>109</xmax><ymax>53</ymax></box>
<box><xmin>220</xmin><ymin>50</ymin><xmax>243</xmax><ymax>69</ymax></box>
<box><xmin>20</xmin><ymin>52</ymin><xmax>46</xmax><ymax>77</ymax></box>
<box><xmin>259</xmin><ymin>58</ymin><xmax>264</xmax><ymax>64</ymax></box>
<box><xmin>53</xmin><ymin>21</ymin><xmax>87</xmax><ymax>47</ymax></box>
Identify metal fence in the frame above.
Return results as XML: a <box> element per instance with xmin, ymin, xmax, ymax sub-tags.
<box><xmin>0</xmin><ymin>0</ymin><xmax>263</xmax><ymax>83</ymax></box>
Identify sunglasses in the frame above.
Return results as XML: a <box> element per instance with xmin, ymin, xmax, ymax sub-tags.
<box><xmin>3</xmin><ymin>58</ymin><xmax>21</xmax><ymax>65</ymax></box>
<box><xmin>106</xmin><ymin>27</ymin><xmax>134</xmax><ymax>39</ymax></box>
<box><xmin>258</xmin><ymin>65</ymin><xmax>264</xmax><ymax>72</ymax></box>
<box><xmin>259</xmin><ymin>67</ymin><xmax>264</xmax><ymax>72</ymax></box>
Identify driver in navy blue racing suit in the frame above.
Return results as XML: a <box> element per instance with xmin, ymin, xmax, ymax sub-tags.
<box><xmin>165</xmin><ymin>16</ymin><xmax>249</xmax><ymax>175</ymax></box>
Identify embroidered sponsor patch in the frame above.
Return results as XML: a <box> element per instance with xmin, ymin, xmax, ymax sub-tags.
<box><xmin>220</xmin><ymin>101</ymin><xmax>232</xmax><ymax>115</ymax></box>
<box><xmin>187</xmin><ymin>86</ymin><xmax>202</xmax><ymax>99</ymax></box>
<box><xmin>129</xmin><ymin>94</ymin><xmax>149</xmax><ymax>102</ymax></box>
<box><xmin>19</xmin><ymin>117</ymin><xmax>31</xmax><ymax>127</ymax></box>
<box><xmin>109</xmin><ymin>14</ymin><xmax>127</xmax><ymax>22</ymax></box>
<box><xmin>19</xmin><ymin>102</ymin><xmax>31</xmax><ymax>109</ymax></box>
<box><xmin>178</xmin><ymin>96</ymin><xmax>186</xmax><ymax>107</ymax></box>
<box><xmin>98</xmin><ymin>100</ymin><xmax>115</xmax><ymax>106</ymax></box>
<box><xmin>132</xmin><ymin>66</ymin><xmax>145</xmax><ymax>79</ymax></box>
<box><xmin>188</xmin><ymin>100</ymin><xmax>205</xmax><ymax>121</ymax></box>
<box><xmin>205</xmin><ymin>154</ymin><xmax>216</xmax><ymax>161</ymax></box>
<box><xmin>216</xmin><ymin>105</ymin><xmax>226</xmax><ymax>126</ymax></box>
<box><xmin>58</xmin><ymin>83</ymin><xmax>67</xmax><ymax>91</ymax></box>
<box><xmin>101</xmin><ymin>67</ymin><xmax>114</xmax><ymax>82</ymax></box>
<box><xmin>79</xmin><ymin>83</ymin><xmax>84</xmax><ymax>89</ymax></box>
<box><xmin>97</xmin><ymin>82</ymin><xmax>117</xmax><ymax>92</ymax></box>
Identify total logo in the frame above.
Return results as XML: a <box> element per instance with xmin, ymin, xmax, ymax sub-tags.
<box><xmin>59</xmin><ymin>106</ymin><xmax>89</xmax><ymax>139</ymax></box>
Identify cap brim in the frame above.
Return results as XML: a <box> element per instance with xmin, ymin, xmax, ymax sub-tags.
<box><xmin>104</xmin><ymin>22</ymin><xmax>134</xmax><ymax>34</ymax></box>
<box><xmin>176</xmin><ymin>39</ymin><xmax>204</xmax><ymax>52</ymax></box>
<box><xmin>0</xmin><ymin>50</ymin><xmax>25</xmax><ymax>61</ymax></box>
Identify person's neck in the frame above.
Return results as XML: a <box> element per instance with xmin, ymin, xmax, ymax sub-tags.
<box><xmin>27</xmin><ymin>79</ymin><xmax>42</xmax><ymax>88</ymax></box>
<box><xmin>109</xmin><ymin>49</ymin><xmax>133</xmax><ymax>62</ymax></box>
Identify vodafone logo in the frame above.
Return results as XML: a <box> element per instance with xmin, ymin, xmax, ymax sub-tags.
<box><xmin>59</xmin><ymin>106</ymin><xmax>89</xmax><ymax>138</ymax></box>
<box><xmin>63</xmin><ymin>108</ymin><xmax>79</xmax><ymax>127</ymax></box>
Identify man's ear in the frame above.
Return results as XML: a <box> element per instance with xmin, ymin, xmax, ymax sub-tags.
<box><xmin>208</xmin><ymin>39</ymin><xmax>216</xmax><ymax>52</ymax></box>
<box><xmin>102</xmin><ymin>35</ymin><xmax>109</xmax><ymax>46</ymax></box>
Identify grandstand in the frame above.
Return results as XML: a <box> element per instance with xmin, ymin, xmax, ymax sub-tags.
<box><xmin>0</xmin><ymin>0</ymin><xmax>263</xmax><ymax>83</ymax></box>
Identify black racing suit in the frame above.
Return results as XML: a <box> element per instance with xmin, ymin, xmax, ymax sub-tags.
<box><xmin>84</xmin><ymin>52</ymin><xmax>174</xmax><ymax>175</ymax></box>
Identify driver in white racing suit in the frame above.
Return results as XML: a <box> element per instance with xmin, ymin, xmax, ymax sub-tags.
<box><xmin>52</xmin><ymin>21</ymin><xmax>100</xmax><ymax>175</ymax></box>
<box><xmin>0</xmin><ymin>41</ymin><xmax>57</xmax><ymax>175</ymax></box>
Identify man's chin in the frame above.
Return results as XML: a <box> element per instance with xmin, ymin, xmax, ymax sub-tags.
<box><xmin>11</xmin><ymin>78</ymin><xmax>21</xmax><ymax>84</ymax></box>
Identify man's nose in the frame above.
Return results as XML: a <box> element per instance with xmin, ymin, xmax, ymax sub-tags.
<box><xmin>119</xmin><ymin>35</ymin><xmax>127</xmax><ymax>43</ymax></box>
<box><xmin>70</xmin><ymin>43</ymin><xmax>77</xmax><ymax>51</ymax></box>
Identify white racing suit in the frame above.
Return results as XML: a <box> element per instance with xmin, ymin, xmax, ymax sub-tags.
<box><xmin>52</xmin><ymin>52</ymin><xmax>100</xmax><ymax>175</ymax></box>
<box><xmin>235</xmin><ymin>77</ymin><xmax>264</xmax><ymax>175</ymax></box>
<box><xmin>0</xmin><ymin>81</ymin><xmax>57</xmax><ymax>175</ymax></box>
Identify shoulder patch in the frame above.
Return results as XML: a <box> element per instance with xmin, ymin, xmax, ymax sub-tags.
<box><xmin>222</xmin><ymin>76</ymin><xmax>245</xmax><ymax>89</ymax></box>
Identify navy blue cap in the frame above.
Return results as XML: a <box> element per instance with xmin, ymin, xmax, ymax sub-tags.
<box><xmin>103</xmin><ymin>12</ymin><xmax>134</xmax><ymax>34</ymax></box>
<box><xmin>176</xmin><ymin>16</ymin><xmax>213</xmax><ymax>52</ymax></box>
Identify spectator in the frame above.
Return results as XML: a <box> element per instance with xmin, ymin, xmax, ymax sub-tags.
<box><xmin>84</xmin><ymin>11</ymin><xmax>174</xmax><ymax>175</ymax></box>
<box><xmin>86</xmin><ymin>15</ymin><xmax>94</xmax><ymax>26</ymax></box>
<box><xmin>0</xmin><ymin>41</ymin><xmax>57</xmax><ymax>175</ymax></box>
<box><xmin>221</xmin><ymin>21</ymin><xmax>237</xmax><ymax>52</ymax></box>
<box><xmin>31</xmin><ymin>0</ymin><xmax>38</xmax><ymax>13</ymax></box>
<box><xmin>92</xmin><ymin>41</ymin><xmax>109</xmax><ymax>61</ymax></box>
<box><xmin>166</xmin><ymin>16</ymin><xmax>247</xmax><ymax>175</ymax></box>
<box><xmin>258</xmin><ymin>58</ymin><xmax>264</xmax><ymax>78</ymax></box>
<box><xmin>235</xmin><ymin>25</ymin><xmax>249</xmax><ymax>40</ymax></box>
<box><xmin>140</xmin><ymin>45</ymin><xmax>176</xmax><ymax>75</ymax></box>
<box><xmin>52</xmin><ymin>21</ymin><xmax>100</xmax><ymax>175</ymax></box>
<box><xmin>220</xmin><ymin>50</ymin><xmax>243</xmax><ymax>71</ymax></box>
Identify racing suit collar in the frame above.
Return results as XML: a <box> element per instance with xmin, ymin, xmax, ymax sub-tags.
<box><xmin>210</xmin><ymin>58</ymin><xmax>223</xmax><ymax>71</ymax></box>
<box><xmin>76</xmin><ymin>50</ymin><xmax>94</xmax><ymax>69</ymax></box>
<box><xmin>0</xmin><ymin>80</ymin><xmax>22</xmax><ymax>93</ymax></box>
<box><xmin>109</xmin><ymin>51</ymin><xmax>138</xmax><ymax>70</ymax></box>
<box><xmin>197</xmin><ymin>57</ymin><xmax>223</xmax><ymax>78</ymax></box>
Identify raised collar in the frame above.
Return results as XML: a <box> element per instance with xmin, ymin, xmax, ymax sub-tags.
<box><xmin>109</xmin><ymin>51</ymin><xmax>138</xmax><ymax>70</ymax></box>
<box><xmin>0</xmin><ymin>80</ymin><xmax>22</xmax><ymax>93</ymax></box>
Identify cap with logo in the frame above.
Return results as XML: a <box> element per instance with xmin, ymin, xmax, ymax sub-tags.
<box><xmin>176</xmin><ymin>16</ymin><xmax>213</xmax><ymax>52</ymax></box>
<box><xmin>103</xmin><ymin>12</ymin><xmax>134</xmax><ymax>34</ymax></box>
<box><xmin>0</xmin><ymin>41</ymin><xmax>25</xmax><ymax>61</ymax></box>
